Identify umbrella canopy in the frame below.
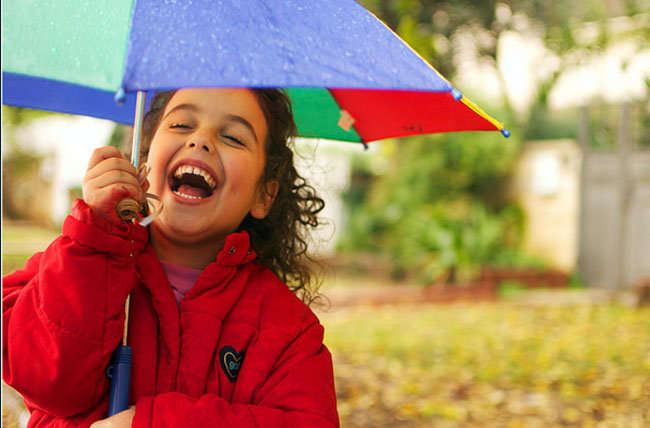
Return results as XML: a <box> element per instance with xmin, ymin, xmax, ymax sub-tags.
<box><xmin>2</xmin><ymin>0</ymin><xmax>508</xmax><ymax>143</ymax></box>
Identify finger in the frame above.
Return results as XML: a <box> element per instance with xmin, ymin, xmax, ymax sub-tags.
<box><xmin>84</xmin><ymin>180</ymin><xmax>144</xmax><ymax>207</ymax></box>
<box><xmin>85</xmin><ymin>157</ymin><xmax>139</xmax><ymax>183</ymax></box>
<box><xmin>92</xmin><ymin>183</ymin><xmax>145</xmax><ymax>205</ymax></box>
<box><xmin>85</xmin><ymin>186</ymin><xmax>145</xmax><ymax>217</ymax></box>
<box><xmin>106</xmin><ymin>184</ymin><xmax>145</xmax><ymax>203</ymax></box>
<box><xmin>85</xmin><ymin>182</ymin><xmax>144</xmax><ymax>205</ymax></box>
<box><xmin>83</xmin><ymin>159</ymin><xmax>140</xmax><ymax>189</ymax></box>
<box><xmin>87</xmin><ymin>168</ymin><xmax>142</xmax><ymax>191</ymax></box>
<box><xmin>87</xmin><ymin>146</ymin><xmax>125</xmax><ymax>171</ymax></box>
<box><xmin>137</xmin><ymin>165</ymin><xmax>149</xmax><ymax>186</ymax></box>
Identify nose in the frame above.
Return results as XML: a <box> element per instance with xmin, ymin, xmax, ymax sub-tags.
<box><xmin>187</xmin><ymin>141</ymin><xmax>212</xmax><ymax>153</ymax></box>
<box><xmin>186</xmin><ymin>136</ymin><xmax>214</xmax><ymax>153</ymax></box>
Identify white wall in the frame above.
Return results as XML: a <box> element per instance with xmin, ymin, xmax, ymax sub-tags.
<box><xmin>13</xmin><ymin>116</ymin><xmax>114</xmax><ymax>223</ymax></box>
<box><xmin>293</xmin><ymin>138</ymin><xmax>360</xmax><ymax>256</ymax></box>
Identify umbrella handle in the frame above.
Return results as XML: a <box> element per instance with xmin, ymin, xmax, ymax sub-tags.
<box><xmin>106</xmin><ymin>344</ymin><xmax>132</xmax><ymax>416</ymax></box>
<box><xmin>115</xmin><ymin>192</ymin><xmax>162</xmax><ymax>224</ymax></box>
<box><xmin>116</xmin><ymin>198</ymin><xmax>141</xmax><ymax>221</ymax></box>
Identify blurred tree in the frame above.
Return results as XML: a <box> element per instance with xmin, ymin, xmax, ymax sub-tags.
<box><xmin>338</xmin><ymin>129</ymin><xmax>528</xmax><ymax>283</ymax></box>
<box><xmin>107</xmin><ymin>124</ymin><xmax>134</xmax><ymax>157</ymax></box>
<box><xmin>2</xmin><ymin>107</ymin><xmax>54</xmax><ymax>221</ymax></box>
<box><xmin>340</xmin><ymin>1</ymin><xmax>648</xmax><ymax>282</ymax></box>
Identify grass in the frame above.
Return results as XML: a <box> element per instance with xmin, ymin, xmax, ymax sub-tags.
<box><xmin>2</xmin><ymin>221</ymin><xmax>59</xmax><ymax>274</ymax></box>
<box><xmin>2</xmin><ymin>254</ymin><xmax>34</xmax><ymax>275</ymax></box>
<box><xmin>320</xmin><ymin>303</ymin><xmax>650</xmax><ymax>427</ymax></box>
<box><xmin>1</xmin><ymin>221</ymin><xmax>59</xmax><ymax>242</ymax></box>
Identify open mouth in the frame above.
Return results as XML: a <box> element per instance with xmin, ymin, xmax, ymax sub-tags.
<box><xmin>169</xmin><ymin>164</ymin><xmax>217</xmax><ymax>199</ymax></box>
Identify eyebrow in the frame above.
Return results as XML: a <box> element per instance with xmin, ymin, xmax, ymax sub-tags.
<box><xmin>163</xmin><ymin>104</ymin><xmax>259</xmax><ymax>144</ymax></box>
<box><xmin>162</xmin><ymin>103</ymin><xmax>199</xmax><ymax>120</ymax></box>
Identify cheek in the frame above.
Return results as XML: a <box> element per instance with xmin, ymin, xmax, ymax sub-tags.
<box><xmin>231</xmin><ymin>156</ymin><xmax>265</xmax><ymax>192</ymax></box>
<box><xmin>147</xmin><ymin>146</ymin><xmax>172</xmax><ymax>192</ymax></box>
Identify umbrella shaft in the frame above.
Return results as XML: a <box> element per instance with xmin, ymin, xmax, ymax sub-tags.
<box><xmin>121</xmin><ymin>91</ymin><xmax>145</xmax><ymax>346</ymax></box>
<box><xmin>130</xmin><ymin>91</ymin><xmax>146</xmax><ymax>168</ymax></box>
<box><xmin>123</xmin><ymin>294</ymin><xmax>131</xmax><ymax>346</ymax></box>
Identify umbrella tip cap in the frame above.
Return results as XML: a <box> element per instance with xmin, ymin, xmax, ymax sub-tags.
<box><xmin>114</xmin><ymin>88</ymin><xmax>127</xmax><ymax>105</ymax></box>
<box><xmin>451</xmin><ymin>89</ymin><xmax>463</xmax><ymax>101</ymax></box>
<box><xmin>501</xmin><ymin>128</ymin><xmax>511</xmax><ymax>138</ymax></box>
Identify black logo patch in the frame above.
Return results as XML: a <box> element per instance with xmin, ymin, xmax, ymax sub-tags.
<box><xmin>219</xmin><ymin>346</ymin><xmax>245</xmax><ymax>382</ymax></box>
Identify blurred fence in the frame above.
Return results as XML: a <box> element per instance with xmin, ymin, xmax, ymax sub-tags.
<box><xmin>578</xmin><ymin>103</ymin><xmax>650</xmax><ymax>288</ymax></box>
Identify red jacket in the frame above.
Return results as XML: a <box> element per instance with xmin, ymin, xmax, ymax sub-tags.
<box><xmin>3</xmin><ymin>200</ymin><xmax>339</xmax><ymax>427</ymax></box>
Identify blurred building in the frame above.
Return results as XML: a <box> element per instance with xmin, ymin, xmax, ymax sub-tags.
<box><xmin>512</xmin><ymin>104</ymin><xmax>650</xmax><ymax>289</ymax></box>
<box><xmin>576</xmin><ymin>104</ymin><xmax>650</xmax><ymax>289</ymax></box>
<box><xmin>511</xmin><ymin>139</ymin><xmax>581</xmax><ymax>272</ymax></box>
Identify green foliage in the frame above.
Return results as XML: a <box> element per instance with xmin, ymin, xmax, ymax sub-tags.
<box><xmin>107</xmin><ymin>124</ymin><xmax>128</xmax><ymax>149</ymax></box>
<box><xmin>488</xmin><ymin>248</ymin><xmax>548</xmax><ymax>270</ymax></box>
<box><xmin>586</xmin><ymin>101</ymin><xmax>621</xmax><ymax>150</ymax></box>
<box><xmin>339</xmin><ymin>130</ymin><xmax>527</xmax><ymax>283</ymax></box>
<box><xmin>525</xmin><ymin>105</ymin><xmax>579</xmax><ymax>141</ymax></box>
<box><xmin>497</xmin><ymin>280</ymin><xmax>529</xmax><ymax>298</ymax></box>
<box><xmin>568</xmin><ymin>271</ymin><xmax>586</xmax><ymax>289</ymax></box>
<box><xmin>2</xmin><ymin>106</ymin><xmax>54</xmax><ymax>128</ymax></box>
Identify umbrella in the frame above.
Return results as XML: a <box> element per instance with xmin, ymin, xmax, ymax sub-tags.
<box><xmin>2</xmin><ymin>0</ymin><xmax>509</xmax><ymax>417</ymax></box>
<box><xmin>2</xmin><ymin>0</ymin><xmax>509</xmax><ymax>145</ymax></box>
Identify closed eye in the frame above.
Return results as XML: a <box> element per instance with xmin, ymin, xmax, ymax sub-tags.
<box><xmin>224</xmin><ymin>135</ymin><xmax>245</xmax><ymax>146</ymax></box>
<box><xmin>170</xmin><ymin>123</ymin><xmax>191</xmax><ymax>129</ymax></box>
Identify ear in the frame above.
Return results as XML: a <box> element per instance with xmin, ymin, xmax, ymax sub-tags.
<box><xmin>250</xmin><ymin>180</ymin><xmax>279</xmax><ymax>219</ymax></box>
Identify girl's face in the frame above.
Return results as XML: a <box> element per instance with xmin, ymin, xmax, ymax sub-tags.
<box><xmin>146</xmin><ymin>88</ymin><xmax>274</xmax><ymax>248</ymax></box>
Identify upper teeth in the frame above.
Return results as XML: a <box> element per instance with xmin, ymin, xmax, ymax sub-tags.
<box><xmin>174</xmin><ymin>165</ymin><xmax>216</xmax><ymax>189</ymax></box>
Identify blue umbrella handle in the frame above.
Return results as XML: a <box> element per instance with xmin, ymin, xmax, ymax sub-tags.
<box><xmin>106</xmin><ymin>344</ymin><xmax>132</xmax><ymax>416</ymax></box>
<box><xmin>106</xmin><ymin>293</ymin><xmax>132</xmax><ymax>416</ymax></box>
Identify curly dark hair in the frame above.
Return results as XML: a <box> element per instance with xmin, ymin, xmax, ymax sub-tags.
<box><xmin>140</xmin><ymin>89</ymin><xmax>325</xmax><ymax>304</ymax></box>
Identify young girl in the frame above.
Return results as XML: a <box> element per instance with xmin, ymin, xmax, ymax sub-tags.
<box><xmin>3</xmin><ymin>88</ymin><xmax>340</xmax><ymax>427</ymax></box>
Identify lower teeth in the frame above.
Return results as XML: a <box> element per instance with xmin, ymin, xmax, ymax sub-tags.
<box><xmin>173</xmin><ymin>190</ymin><xmax>203</xmax><ymax>200</ymax></box>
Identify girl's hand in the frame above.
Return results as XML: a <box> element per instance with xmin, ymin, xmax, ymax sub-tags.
<box><xmin>82</xmin><ymin>147</ymin><xmax>148</xmax><ymax>223</ymax></box>
<box><xmin>89</xmin><ymin>406</ymin><xmax>135</xmax><ymax>428</ymax></box>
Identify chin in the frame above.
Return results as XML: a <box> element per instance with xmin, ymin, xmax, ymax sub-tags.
<box><xmin>154</xmin><ymin>217</ymin><xmax>230</xmax><ymax>245</ymax></box>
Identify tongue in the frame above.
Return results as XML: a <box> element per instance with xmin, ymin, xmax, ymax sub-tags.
<box><xmin>178</xmin><ymin>184</ymin><xmax>209</xmax><ymax>198</ymax></box>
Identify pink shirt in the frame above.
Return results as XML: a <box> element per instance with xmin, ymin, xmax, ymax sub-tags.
<box><xmin>160</xmin><ymin>260</ymin><xmax>203</xmax><ymax>305</ymax></box>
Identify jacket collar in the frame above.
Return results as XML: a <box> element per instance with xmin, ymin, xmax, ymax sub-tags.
<box><xmin>216</xmin><ymin>231</ymin><xmax>257</xmax><ymax>266</ymax></box>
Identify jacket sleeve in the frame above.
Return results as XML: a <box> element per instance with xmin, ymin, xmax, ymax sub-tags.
<box><xmin>2</xmin><ymin>200</ymin><xmax>148</xmax><ymax>418</ymax></box>
<box><xmin>132</xmin><ymin>321</ymin><xmax>339</xmax><ymax>428</ymax></box>
<box><xmin>20</xmin><ymin>400</ymin><xmax>109</xmax><ymax>428</ymax></box>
